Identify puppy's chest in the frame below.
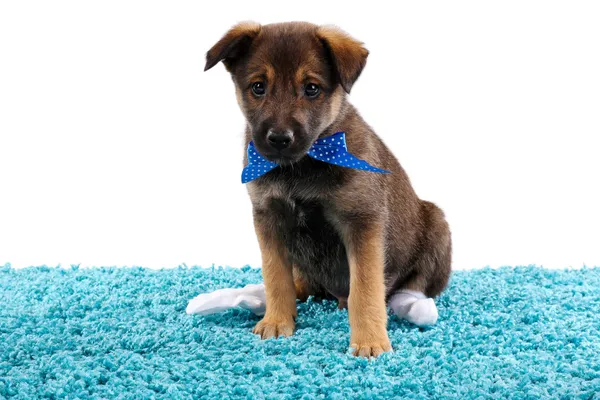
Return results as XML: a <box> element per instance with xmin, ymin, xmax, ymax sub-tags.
<box><xmin>264</xmin><ymin>191</ymin><xmax>335</xmax><ymax>239</ymax></box>
<box><xmin>266</xmin><ymin>193</ymin><xmax>349</xmax><ymax>295</ymax></box>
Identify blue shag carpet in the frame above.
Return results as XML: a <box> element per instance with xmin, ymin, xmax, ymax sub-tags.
<box><xmin>1</xmin><ymin>264</ymin><xmax>600</xmax><ymax>399</ymax></box>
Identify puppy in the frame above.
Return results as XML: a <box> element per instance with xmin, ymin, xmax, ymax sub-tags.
<box><xmin>204</xmin><ymin>21</ymin><xmax>451</xmax><ymax>357</ymax></box>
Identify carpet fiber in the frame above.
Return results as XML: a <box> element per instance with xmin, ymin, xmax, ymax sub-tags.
<box><xmin>1</xmin><ymin>264</ymin><xmax>599</xmax><ymax>399</ymax></box>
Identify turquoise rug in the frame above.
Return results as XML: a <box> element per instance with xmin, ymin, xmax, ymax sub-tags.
<box><xmin>1</xmin><ymin>264</ymin><xmax>599</xmax><ymax>399</ymax></box>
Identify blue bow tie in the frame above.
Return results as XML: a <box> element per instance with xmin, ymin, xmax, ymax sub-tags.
<box><xmin>242</xmin><ymin>132</ymin><xmax>390</xmax><ymax>183</ymax></box>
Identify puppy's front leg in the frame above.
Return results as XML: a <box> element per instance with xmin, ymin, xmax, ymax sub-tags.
<box><xmin>346</xmin><ymin>222</ymin><xmax>392</xmax><ymax>357</ymax></box>
<box><xmin>252</xmin><ymin>212</ymin><xmax>297</xmax><ymax>339</ymax></box>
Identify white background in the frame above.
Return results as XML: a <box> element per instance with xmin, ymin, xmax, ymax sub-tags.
<box><xmin>1</xmin><ymin>1</ymin><xmax>599</xmax><ymax>271</ymax></box>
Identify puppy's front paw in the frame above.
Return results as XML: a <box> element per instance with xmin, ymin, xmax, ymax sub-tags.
<box><xmin>350</xmin><ymin>334</ymin><xmax>392</xmax><ymax>358</ymax></box>
<box><xmin>253</xmin><ymin>317</ymin><xmax>295</xmax><ymax>339</ymax></box>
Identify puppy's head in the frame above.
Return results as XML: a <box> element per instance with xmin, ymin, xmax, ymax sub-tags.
<box><xmin>204</xmin><ymin>21</ymin><xmax>368</xmax><ymax>163</ymax></box>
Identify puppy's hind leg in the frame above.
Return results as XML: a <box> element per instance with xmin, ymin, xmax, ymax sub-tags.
<box><xmin>389</xmin><ymin>269</ymin><xmax>440</xmax><ymax>327</ymax></box>
<box><xmin>293</xmin><ymin>266</ymin><xmax>313</xmax><ymax>302</ymax></box>
<box><xmin>389</xmin><ymin>201</ymin><xmax>451</xmax><ymax>327</ymax></box>
<box><xmin>293</xmin><ymin>266</ymin><xmax>337</xmax><ymax>305</ymax></box>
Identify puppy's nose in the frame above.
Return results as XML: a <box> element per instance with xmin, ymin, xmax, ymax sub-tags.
<box><xmin>267</xmin><ymin>129</ymin><xmax>294</xmax><ymax>151</ymax></box>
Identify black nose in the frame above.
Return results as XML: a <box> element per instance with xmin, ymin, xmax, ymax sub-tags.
<box><xmin>267</xmin><ymin>130</ymin><xmax>294</xmax><ymax>151</ymax></box>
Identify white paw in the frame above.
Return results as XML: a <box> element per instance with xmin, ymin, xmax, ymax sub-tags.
<box><xmin>388</xmin><ymin>290</ymin><xmax>439</xmax><ymax>327</ymax></box>
<box><xmin>403</xmin><ymin>298</ymin><xmax>438</xmax><ymax>327</ymax></box>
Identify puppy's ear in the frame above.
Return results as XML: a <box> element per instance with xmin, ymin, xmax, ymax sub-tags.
<box><xmin>204</xmin><ymin>21</ymin><xmax>261</xmax><ymax>72</ymax></box>
<box><xmin>316</xmin><ymin>25</ymin><xmax>369</xmax><ymax>93</ymax></box>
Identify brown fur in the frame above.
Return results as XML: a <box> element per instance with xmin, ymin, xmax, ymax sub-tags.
<box><xmin>346</xmin><ymin>222</ymin><xmax>391</xmax><ymax>357</ymax></box>
<box><xmin>293</xmin><ymin>265</ymin><xmax>314</xmax><ymax>302</ymax></box>
<box><xmin>205</xmin><ymin>21</ymin><xmax>452</xmax><ymax>357</ymax></box>
<box><xmin>251</xmin><ymin>216</ymin><xmax>296</xmax><ymax>338</ymax></box>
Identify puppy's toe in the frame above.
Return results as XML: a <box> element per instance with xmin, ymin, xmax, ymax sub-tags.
<box><xmin>351</xmin><ymin>340</ymin><xmax>393</xmax><ymax>358</ymax></box>
<box><xmin>252</xmin><ymin>318</ymin><xmax>295</xmax><ymax>339</ymax></box>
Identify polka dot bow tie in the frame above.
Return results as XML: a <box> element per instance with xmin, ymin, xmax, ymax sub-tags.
<box><xmin>242</xmin><ymin>131</ymin><xmax>391</xmax><ymax>183</ymax></box>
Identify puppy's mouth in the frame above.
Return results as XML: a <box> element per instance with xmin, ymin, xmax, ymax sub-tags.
<box><xmin>263</xmin><ymin>152</ymin><xmax>305</xmax><ymax>165</ymax></box>
<box><xmin>253</xmin><ymin>143</ymin><xmax>312</xmax><ymax>165</ymax></box>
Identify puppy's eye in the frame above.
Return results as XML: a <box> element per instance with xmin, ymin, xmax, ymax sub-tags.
<box><xmin>304</xmin><ymin>83</ymin><xmax>320</xmax><ymax>98</ymax></box>
<box><xmin>251</xmin><ymin>82</ymin><xmax>266</xmax><ymax>96</ymax></box>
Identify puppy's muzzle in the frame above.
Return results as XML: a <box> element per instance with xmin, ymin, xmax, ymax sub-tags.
<box><xmin>266</xmin><ymin>129</ymin><xmax>294</xmax><ymax>151</ymax></box>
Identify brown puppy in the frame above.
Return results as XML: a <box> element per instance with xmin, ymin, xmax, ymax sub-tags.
<box><xmin>204</xmin><ymin>21</ymin><xmax>452</xmax><ymax>357</ymax></box>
